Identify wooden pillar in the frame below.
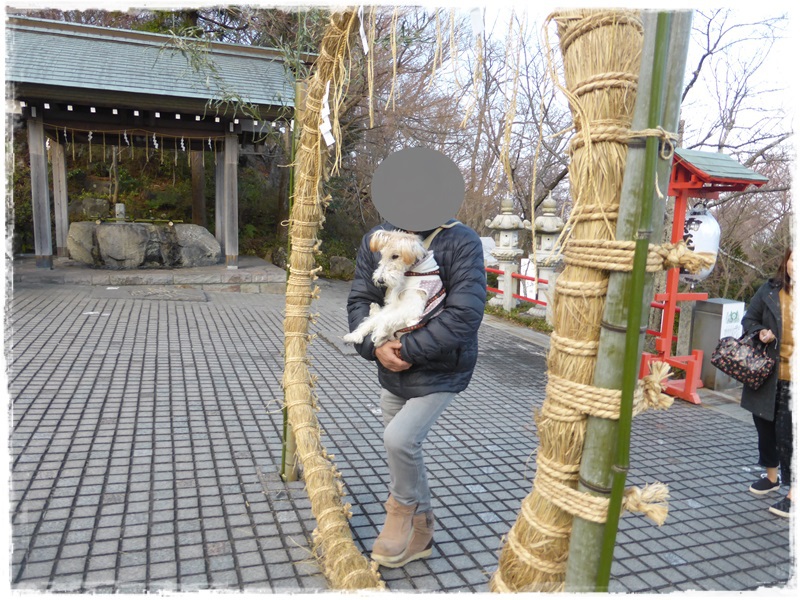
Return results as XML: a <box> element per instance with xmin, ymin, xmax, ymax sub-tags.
<box><xmin>27</xmin><ymin>114</ymin><xmax>53</xmax><ymax>268</ymax></box>
<box><xmin>276</xmin><ymin>128</ymin><xmax>291</xmax><ymax>244</ymax></box>
<box><xmin>215</xmin><ymin>152</ymin><xmax>225</xmax><ymax>252</ymax></box>
<box><xmin>224</xmin><ymin>133</ymin><xmax>239</xmax><ymax>269</ymax></box>
<box><xmin>51</xmin><ymin>140</ymin><xmax>70</xmax><ymax>258</ymax></box>
<box><xmin>191</xmin><ymin>150</ymin><xmax>207</xmax><ymax>227</ymax></box>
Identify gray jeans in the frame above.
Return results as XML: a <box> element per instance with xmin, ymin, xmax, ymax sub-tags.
<box><xmin>380</xmin><ymin>388</ymin><xmax>455</xmax><ymax>514</ymax></box>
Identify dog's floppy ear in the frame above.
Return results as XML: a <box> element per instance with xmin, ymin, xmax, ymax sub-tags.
<box><xmin>369</xmin><ymin>230</ymin><xmax>387</xmax><ymax>253</ymax></box>
<box><xmin>400</xmin><ymin>234</ymin><xmax>427</xmax><ymax>265</ymax></box>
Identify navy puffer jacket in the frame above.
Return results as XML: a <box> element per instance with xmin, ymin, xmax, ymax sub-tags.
<box><xmin>347</xmin><ymin>221</ymin><xmax>486</xmax><ymax>399</ymax></box>
<box><xmin>740</xmin><ymin>280</ymin><xmax>784</xmax><ymax>421</ymax></box>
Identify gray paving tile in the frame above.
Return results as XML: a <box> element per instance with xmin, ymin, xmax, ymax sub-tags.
<box><xmin>17</xmin><ymin>561</ymin><xmax>53</xmax><ymax>580</ymax></box>
<box><xmin>8</xmin><ymin>277</ymin><xmax>792</xmax><ymax>594</ymax></box>
<box><xmin>241</xmin><ymin>564</ymin><xmax>269</xmax><ymax>583</ymax></box>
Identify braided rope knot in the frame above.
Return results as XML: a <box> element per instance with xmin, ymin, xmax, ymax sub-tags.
<box><xmin>542</xmin><ymin>360</ymin><xmax>672</xmax><ymax>422</ymax></box>
<box><xmin>633</xmin><ymin>360</ymin><xmax>673</xmax><ymax>416</ymax></box>
<box><xmin>288</xmin><ymin>265</ymin><xmax>324</xmax><ymax>281</ymax></box>
<box><xmin>622</xmin><ymin>482</ymin><xmax>669</xmax><ymax>526</ymax></box>
<box><xmin>654</xmin><ymin>241</ymin><xmax>715</xmax><ymax>273</ymax></box>
<box><xmin>562</xmin><ymin>239</ymin><xmax>715</xmax><ymax>273</ymax></box>
<box><xmin>569</xmin><ymin>121</ymin><xmax>677</xmax><ymax>157</ymax></box>
<box><xmin>643</xmin><ymin>125</ymin><xmax>677</xmax><ymax>159</ymax></box>
<box><xmin>536</xmin><ymin>460</ymin><xmax>670</xmax><ymax>526</ymax></box>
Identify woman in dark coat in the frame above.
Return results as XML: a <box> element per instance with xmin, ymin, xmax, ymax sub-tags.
<box><xmin>741</xmin><ymin>248</ymin><xmax>793</xmax><ymax>518</ymax></box>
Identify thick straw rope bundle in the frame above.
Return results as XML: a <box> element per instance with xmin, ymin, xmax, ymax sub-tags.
<box><xmin>491</xmin><ymin>10</ymin><xmax>646</xmax><ymax>592</ymax></box>
<box><xmin>491</xmin><ymin>11</ymin><xmax>715</xmax><ymax>592</ymax></box>
<box><xmin>282</xmin><ymin>10</ymin><xmax>383</xmax><ymax>590</ymax></box>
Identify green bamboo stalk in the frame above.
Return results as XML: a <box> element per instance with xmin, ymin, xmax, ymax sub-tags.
<box><xmin>281</xmin><ymin>80</ymin><xmax>306</xmax><ymax>482</ymax></box>
<box><xmin>564</xmin><ymin>11</ymin><xmax>693</xmax><ymax>592</ymax></box>
<box><xmin>597</xmin><ymin>12</ymin><xmax>672</xmax><ymax>585</ymax></box>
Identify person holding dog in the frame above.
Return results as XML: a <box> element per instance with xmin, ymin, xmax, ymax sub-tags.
<box><xmin>346</xmin><ymin>148</ymin><xmax>487</xmax><ymax>568</ymax></box>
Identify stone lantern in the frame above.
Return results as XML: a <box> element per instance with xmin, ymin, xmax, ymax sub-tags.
<box><xmin>485</xmin><ymin>195</ymin><xmax>531</xmax><ymax>311</ymax></box>
<box><xmin>527</xmin><ymin>193</ymin><xmax>565</xmax><ymax>323</ymax></box>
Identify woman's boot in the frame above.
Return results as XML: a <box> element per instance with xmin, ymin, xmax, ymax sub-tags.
<box><xmin>381</xmin><ymin>511</ymin><xmax>435</xmax><ymax>568</ymax></box>
<box><xmin>371</xmin><ymin>495</ymin><xmax>416</xmax><ymax>566</ymax></box>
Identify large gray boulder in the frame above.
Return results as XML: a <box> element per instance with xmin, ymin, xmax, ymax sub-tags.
<box><xmin>67</xmin><ymin>222</ymin><xmax>222</xmax><ymax>269</ymax></box>
<box><xmin>141</xmin><ymin>224</ymin><xmax>176</xmax><ymax>267</ymax></box>
<box><xmin>270</xmin><ymin>246</ymin><xmax>288</xmax><ymax>270</ymax></box>
<box><xmin>174</xmin><ymin>224</ymin><xmax>222</xmax><ymax>267</ymax></box>
<box><xmin>67</xmin><ymin>221</ymin><xmax>97</xmax><ymax>265</ymax></box>
<box><xmin>68</xmin><ymin>197</ymin><xmax>110</xmax><ymax>220</ymax></box>
<box><xmin>96</xmin><ymin>223</ymin><xmax>150</xmax><ymax>269</ymax></box>
<box><xmin>329</xmin><ymin>256</ymin><xmax>355</xmax><ymax>280</ymax></box>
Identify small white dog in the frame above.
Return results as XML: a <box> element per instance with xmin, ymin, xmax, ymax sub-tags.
<box><xmin>343</xmin><ymin>230</ymin><xmax>446</xmax><ymax>347</ymax></box>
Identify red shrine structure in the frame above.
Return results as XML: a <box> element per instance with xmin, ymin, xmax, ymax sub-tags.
<box><xmin>640</xmin><ymin>148</ymin><xmax>769</xmax><ymax>404</ymax></box>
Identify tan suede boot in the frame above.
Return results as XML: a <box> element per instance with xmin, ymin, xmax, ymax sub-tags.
<box><xmin>378</xmin><ymin>511</ymin><xmax>435</xmax><ymax>568</ymax></box>
<box><xmin>371</xmin><ymin>495</ymin><xmax>416</xmax><ymax>565</ymax></box>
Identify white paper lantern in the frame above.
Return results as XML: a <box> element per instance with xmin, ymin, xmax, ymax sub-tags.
<box><xmin>680</xmin><ymin>203</ymin><xmax>720</xmax><ymax>284</ymax></box>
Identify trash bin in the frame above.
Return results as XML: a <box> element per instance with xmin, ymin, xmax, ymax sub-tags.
<box><xmin>691</xmin><ymin>298</ymin><xmax>745</xmax><ymax>391</ymax></box>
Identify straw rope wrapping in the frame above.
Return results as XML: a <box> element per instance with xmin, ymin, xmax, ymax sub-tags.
<box><xmin>544</xmin><ymin>361</ymin><xmax>674</xmax><ymax>422</ymax></box>
<box><xmin>512</xmin><ymin>360</ymin><xmax>672</xmax><ymax>588</ymax></box>
<box><xmin>282</xmin><ymin>10</ymin><xmax>383</xmax><ymax>590</ymax></box>
<box><xmin>562</xmin><ymin>239</ymin><xmax>716</xmax><ymax>273</ymax></box>
<box><xmin>491</xmin><ymin>10</ymin><xmax>645</xmax><ymax>592</ymax></box>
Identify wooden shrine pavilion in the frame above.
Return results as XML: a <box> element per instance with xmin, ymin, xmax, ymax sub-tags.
<box><xmin>6</xmin><ymin>16</ymin><xmax>305</xmax><ymax>268</ymax></box>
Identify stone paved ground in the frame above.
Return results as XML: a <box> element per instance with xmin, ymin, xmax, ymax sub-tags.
<box><xmin>6</xmin><ymin>268</ymin><xmax>795</xmax><ymax>593</ymax></box>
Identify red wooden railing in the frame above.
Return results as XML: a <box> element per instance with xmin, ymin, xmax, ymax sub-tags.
<box><xmin>487</xmin><ymin>267</ymin><xmax>677</xmax><ymax>334</ymax></box>
<box><xmin>485</xmin><ymin>267</ymin><xmax>548</xmax><ymax>306</ymax></box>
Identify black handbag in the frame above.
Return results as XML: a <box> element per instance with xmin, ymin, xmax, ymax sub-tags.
<box><xmin>710</xmin><ymin>331</ymin><xmax>776</xmax><ymax>390</ymax></box>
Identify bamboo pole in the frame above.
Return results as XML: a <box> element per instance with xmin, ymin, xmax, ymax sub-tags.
<box><xmin>564</xmin><ymin>11</ymin><xmax>693</xmax><ymax>592</ymax></box>
<box><xmin>596</xmin><ymin>12</ymin><xmax>693</xmax><ymax>588</ymax></box>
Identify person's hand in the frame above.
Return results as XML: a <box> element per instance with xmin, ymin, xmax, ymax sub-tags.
<box><xmin>759</xmin><ymin>329</ymin><xmax>776</xmax><ymax>344</ymax></box>
<box><xmin>375</xmin><ymin>340</ymin><xmax>412</xmax><ymax>372</ymax></box>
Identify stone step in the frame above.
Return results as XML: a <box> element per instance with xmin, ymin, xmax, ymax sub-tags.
<box><xmin>11</xmin><ymin>255</ymin><xmax>288</xmax><ymax>294</ymax></box>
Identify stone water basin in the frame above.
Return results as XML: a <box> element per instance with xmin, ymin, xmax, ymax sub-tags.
<box><xmin>67</xmin><ymin>221</ymin><xmax>222</xmax><ymax>269</ymax></box>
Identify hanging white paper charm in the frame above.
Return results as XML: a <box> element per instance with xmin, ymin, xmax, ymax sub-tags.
<box><xmin>470</xmin><ymin>8</ymin><xmax>484</xmax><ymax>37</ymax></box>
<box><xmin>322</xmin><ymin>80</ymin><xmax>332</xmax><ymax>118</ymax></box>
<box><xmin>320</xmin><ymin>80</ymin><xmax>335</xmax><ymax>148</ymax></box>
<box><xmin>358</xmin><ymin>6</ymin><xmax>369</xmax><ymax>55</ymax></box>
